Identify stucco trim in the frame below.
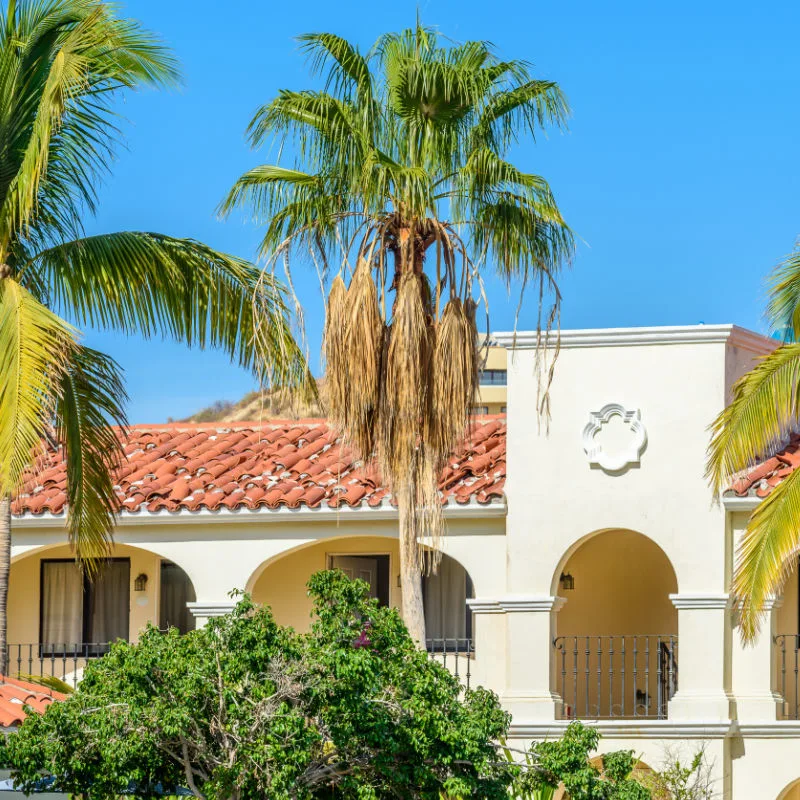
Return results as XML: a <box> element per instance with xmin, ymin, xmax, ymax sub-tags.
<box><xmin>582</xmin><ymin>403</ymin><xmax>647</xmax><ymax>471</ymax></box>
<box><xmin>186</xmin><ymin>602</ymin><xmax>237</xmax><ymax>618</ymax></box>
<box><xmin>722</xmin><ymin>495</ymin><xmax>761</xmax><ymax>510</ymax></box>
<box><xmin>735</xmin><ymin>722</ymin><xmax>800</xmax><ymax>738</ymax></box>
<box><xmin>493</xmin><ymin>324</ymin><xmax>775</xmax><ymax>353</ymax></box>
<box><xmin>468</xmin><ymin>595</ymin><xmax>567</xmax><ymax>614</ymax></box>
<box><xmin>509</xmin><ymin>720</ymin><xmax>733</xmax><ymax>740</ymax></box>
<box><xmin>12</xmin><ymin>498</ymin><xmax>507</xmax><ymax>529</ymax></box>
<box><xmin>670</xmin><ymin>593</ymin><xmax>732</xmax><ymax>610</ymax></box>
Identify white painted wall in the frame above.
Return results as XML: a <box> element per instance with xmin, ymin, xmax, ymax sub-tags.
<box><xmin>9</xmin><ymin>325</ymin><xmax>798</xmax><ymax>800</ymax></box>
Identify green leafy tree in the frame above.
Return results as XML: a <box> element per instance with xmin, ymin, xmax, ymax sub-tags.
<box><xmin>222</xmin><ymin>22</ymin><xmax>574</xmax><ymax>643</ymax></box>
<box><xmin>4</xmin><ymin>570</ymin><xmax>512</xmax><ymax>799</ymax></box>
<box><xmin>0</xmin><ymin>0</ymin><xmax>308</xmax><ymax>668</ymax></box>
<box><xmin>707</xmin><ymin>243</ymin><xmax>800</xmax><ymax>638</ymax></box>
<box><xmin>509</xmin><ymin>722</ymin><xmax>650</xmax><ymax>800</ymax></box>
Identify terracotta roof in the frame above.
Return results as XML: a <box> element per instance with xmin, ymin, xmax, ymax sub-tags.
<box><xmin>0</xmin><ymin>676</ymin><xmax>64</xmax><ymax>727</ymax></box>
<box><xmin>728</xmin><ymin>434</ymin><xmax>800</xmax><ymax>498</ymax></box>
<box><xmin>12</xmin><ymin>417</ymin><xmax>506</xmax><ymax>517</ymax></box>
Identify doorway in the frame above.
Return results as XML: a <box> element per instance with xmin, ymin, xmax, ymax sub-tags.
<box><xmin>329</xmin><ymin>554</ymin><xmax>390</xmax><ymax>606</ymax></box>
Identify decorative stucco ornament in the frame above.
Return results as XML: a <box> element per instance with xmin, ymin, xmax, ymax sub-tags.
<box><xmin>582</xmin><ymin>403</ymin><xmax>647</xmax><ymax>472</ymax></box>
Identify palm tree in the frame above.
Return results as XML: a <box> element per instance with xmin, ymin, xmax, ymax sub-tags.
<box><xmin>223</xmin><ymin>23</ymin><xmax>573</xmax><ymax>643</ymax></box>
<box><xmin>0</xmin><ymin>0</ymin><xmax>307</xmax><ymax>670</ymax></box>
<box><xmin>707</xmin><ymin>244</ymin><xmax>800</xmax><ymax>639</ymax></box>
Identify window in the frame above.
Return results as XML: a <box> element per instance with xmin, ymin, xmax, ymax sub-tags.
<box><xmin>423</xmin><ymin>555</ymin><xmax>474</xmax><ymax>648</ymax></box>
<box><xmin>159</xmin><ymin>561</ymin><xmax>196</xmax><ymax>634</ymax></box>
<box><xmin>40</xmin><ymin>559</ymin><xmax>130</xmax><ymax>656</ymax></box>
<box><xmin>471</xmin><ymin>405</ymin><xmax>489</xmax><ymax>415</ymax></box>
<box><xmin>479</xmin><ymin>368</ymin><xmax>507</xmax><ymax>386</ymax></box>
<box><xmin>500</xmin><ymin>405</ymin><xmax>507</xmax><ymax>413</ymax></box>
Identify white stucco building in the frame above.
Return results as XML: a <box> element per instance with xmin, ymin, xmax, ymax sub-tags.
<box><xmin>9</xmin><ymin>323</ymin><xmax>800</xmax><ymax>799</ymax></box>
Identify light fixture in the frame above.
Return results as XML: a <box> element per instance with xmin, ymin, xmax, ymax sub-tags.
<box><xmin>134</xmin><ymin>573</ymin><xmax>148</xmax><ymax>592</ymax></box>
<box><xmin>559</xmin><ymin>571</ymin><xmax>575</xmax><ymax>591</ymax></box>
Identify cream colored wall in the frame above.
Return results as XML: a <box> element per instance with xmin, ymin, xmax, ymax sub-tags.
<box><xmin>558</xmin><ymin>529</ymin><xmax>678</xmax><ymax>637</ymax></box>
<box><xmin>8</xmin><ymin>543</ymin><xmax>163</xmax><ymax>645</ymax></box>
<box><xmin>251</xmin><ymin>536</ymin><xmax>402</xmax><ymax>631</ymax></box>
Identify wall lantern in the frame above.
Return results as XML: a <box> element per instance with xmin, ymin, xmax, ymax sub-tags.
<box><xmin>134</xmin><ymin>573</ymin><xmax>149</xmax><ymax>592</ymax></box>
<box><xmin>559</xmin><ymin>572</ymin><xmax>575</xmax><ymax>591</ymax></box>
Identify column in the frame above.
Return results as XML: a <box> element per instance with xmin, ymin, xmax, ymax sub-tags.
<box><xmin>186</xmin><ymin>601</ymin><xmax>238</xmax><ymax>629</ymax></box>
<box><xmin>731</xmin><ymin>597</ymin><xmax>782</xmax><ymax>722</ymax></box>
<box><xmin>470</xmin><ymin>595</ymin><xmax>566</xmax><ymax>722</ymax></box>
<box><xmin>668</xmin><ymin>593</ymin><xmax>732</xmax><ymax>721</ymax></box>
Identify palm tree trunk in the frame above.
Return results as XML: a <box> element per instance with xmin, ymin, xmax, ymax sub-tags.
<box><xmin>0</xmin><ymin>496</ymin><xmax>10</xmax><ymax>675</ymax></box>
<box><xmin>393</xmin><ymin>226</ymin><xmax>428</xmax><ymax>647</ymax></box>
<box><xmin>399</xmin><ymin>501</ymin><xmax>426</xmax><ymax>646</ymax></box>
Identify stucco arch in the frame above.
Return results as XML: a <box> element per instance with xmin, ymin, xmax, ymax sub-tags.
<box><xmin>248</xmin><ymin>534</ymin><xmax>476</xmax><ymax>638</ymax></box>
<box><xmin>243</xmin><ymin>531</ymin><xmax>401</xmax><ymax>594</ymax></box>
<box><xmin>549</xmin><ymin>527</ymin><xmax>679</xmax><ymax>596</ymax></box>
<box><xmin>777</xmin><ymin>778</ymin><xmax>800</xmax><ymax>800</ymax></box>
<box><xmin>7</xmin><ymin>540</ymin><xmax>198</xmax><ymax>648</ymax></box>
<box><xmin>11</xmin><ymin>537</ymin><xmax>186</xmax><ymax>570</ymax></box>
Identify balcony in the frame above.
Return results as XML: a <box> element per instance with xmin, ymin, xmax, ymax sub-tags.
<box><xmin>554</xmin><ymin>634</ymin><xmax>678</xmax><ymax>719</ymax></box>
<box><xmin>426</xmin><ymin>637</ymin><xmax>474</xmax><ymax>690</ymax></box>
<box><xmin>5</xmin><ymin>643</ymin><xmax>114</xmax><ymax>689</ymax></box>
<box><xmin>4</xmin><ymin>639</ymin><xmax>475</xmax><ymax>694</ymax></box>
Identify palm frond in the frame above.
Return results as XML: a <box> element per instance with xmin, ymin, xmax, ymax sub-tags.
<box><xmin>0</xmin><ymin>0</ymin><xmax>178</xmax><ymax>257</ymax></box>
<box><xmin>734</xmin><ymin>467</ymin><xmax>800</xmax><ymax>640</ymax></box>
<box><xmin>56</xmin><ymin>342</ymin><xmax>127</xmax><ymax>567</ymax></box>
<box><xmin>0</xmin><ymin>277</ymin><xmax>73</xmax><ymax>495</ymax></box>
<box><xmin>26</xmin><ymin>231</ymin><xmax>310</xmax><ymax>389</ymax></box>
<box><xmin>297</xmin><ymin>32</ymin><xmax>372</xmax><ymax>103</ymax></box>
<box><xmin>706</xmin><ymin>344</ymin><xmax>800</xmax><ymax>493</ymax></box>
<box><xmin>767</xmin><ymin>245</ymin><xmax>800</xmax><ymax>339</ymax></box>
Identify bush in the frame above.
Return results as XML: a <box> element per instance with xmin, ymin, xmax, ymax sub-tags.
<box><xmin>4</xmin><ymin>570</ymin><xmax>511</xmax><ymax>799</ymax></box>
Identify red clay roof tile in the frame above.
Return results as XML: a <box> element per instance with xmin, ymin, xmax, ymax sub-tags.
<box><xmin>727</xmin><ymin>434</ymin><xmax>800</xmax><ymax>498</ymax></box>
<box><xmin>13</xmin><ymin>418</ymin><xmax>506</xmax><ymax>517</ymax></box>
<box><xmin>0</xmin><ymin>676</ymin><xmax>65</xmax><ymax>727</ymax></box>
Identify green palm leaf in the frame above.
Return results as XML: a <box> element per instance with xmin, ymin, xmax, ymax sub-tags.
<box><xmin>0</xmin><ymin>277</ymin><xmax>73</xmax><ymax>495</ymax></box>
<box><xmin>25</xmin><ymin>231</ymin><xmax>309</xmax><ymax>388</ymax></box>
<box><xmin>56</xmin><ymin>343</ymin><xmax>127</xmax><ymax>567</ymax></box>
<box><xmin>706</xmin><ymin>344</ymin><xmax>800</xmax><ymax>494</ymax></box>
<box><xmin>735</xmin><ymin>467</ymin><xmax>800</xmax><ymax>638</ymax></box>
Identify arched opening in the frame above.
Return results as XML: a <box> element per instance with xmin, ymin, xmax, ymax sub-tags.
<box><xmin>6</xmin><ymin>542</ymin><xmax>196</xmax><ymax>687</ymax></box>
<box><xmin>553</xmin><ymin>529</ymin><xmax>678</xmax><ymax>720</ymax></box>
<box><xmin>250</xmin><ymin>538</ymin><xmax>474</xmax><ymax>651</ymax></box>
<box><xmin>778</xmin><ymin>779</ymin><xmax>800</xmax><ymax>800</ymax></box>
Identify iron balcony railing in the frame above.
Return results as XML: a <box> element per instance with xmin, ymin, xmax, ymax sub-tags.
<box><xmin>554</xmin><ymin>634</ymin><xmax>678</xmax><ymax>719</ymax></box>
<box><xmin>775</xmin><ymin>634</ymin><xmax>800</xmax><ymax>719</ymax></box>
<box><xmin>426</xmin><ymin>638</ymin><xmax>474</xmax><ymax>690</ymax></box>
<box><xmin>5</xmin><ymin>643</ymin><xmax>114</xmax><ymax>689</ymax></box>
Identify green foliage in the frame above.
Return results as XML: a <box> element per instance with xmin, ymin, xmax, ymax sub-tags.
<box><xmin>641</xmin><ymin>750</ymin><xmax>714</xmax><ymax>800</ymax></box>
<box><xmin>706</xmin><ymin>241</ymin><xmax>800</xmax><ymax>638</ymax></box>
<box><xmin>4</xmin><ymin>570</ymin><xmax>511</xmax><ymax>799</ymax></box>
<box><xmin>509</xmin><ymin>722</ymin><xmax>650</xmax><ymax>800</ymax></box>
<box><xmin>0</xmin><ymin>0</ymin><xmax>308</xmax><ymax>569</ymax></box>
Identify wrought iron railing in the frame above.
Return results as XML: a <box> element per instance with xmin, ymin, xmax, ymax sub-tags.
<box><xmin>775</xmin><ymin>634</ymin><xmax>800</xmax><ymax>719</ymax></box>
<box><xmin>553</xmin><ymin>634</ymin><xmax>678</xmax><ymax>719</ymax></box>
<box><xmin>5</xmin><ymin>643</ymin><xmax>113</xmax><ymax>689</ymax></box>
<box><xmin>426</xmin><ymin>638</ymin><xmax>474</xmax><ymax>690</ymax></box>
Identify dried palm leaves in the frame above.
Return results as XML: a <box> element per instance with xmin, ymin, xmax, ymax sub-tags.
<box><xmin>323</xmin><ymin>232</ymin><xmax>480</xmax><ymax>644</ymax></box>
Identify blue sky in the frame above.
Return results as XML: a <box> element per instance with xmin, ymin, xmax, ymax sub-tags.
<box><xmin>82</xmin><ymin>0</ymin><xmax>800</xmax><ymax>421</ymax></box>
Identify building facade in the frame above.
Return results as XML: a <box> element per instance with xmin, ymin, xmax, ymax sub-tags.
<box><xmin>8</xmin><ymin>324</ymin><xmax>800</xmax><ymax>799</ymax></box>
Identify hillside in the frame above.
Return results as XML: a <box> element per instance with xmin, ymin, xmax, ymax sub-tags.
<box><xmin>176</xmin><ymin>384</ymin><xmax>325</xmax><ymax>424</ymax></box>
